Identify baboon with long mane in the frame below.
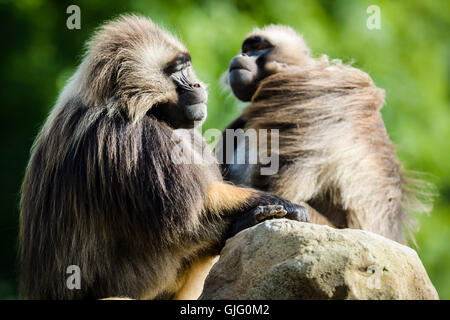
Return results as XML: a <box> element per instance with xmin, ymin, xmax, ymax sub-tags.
<box><xmin>19</xmin><ymin>17</ymin><xmax>309</xmax><ymax>300</ymax></box>
<box><xmin>220</xmin><ymin>25</ymin><xmax>433</xmax><ymax>244</ymax></box>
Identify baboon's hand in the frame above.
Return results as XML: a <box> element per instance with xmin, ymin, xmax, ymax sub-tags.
<box><xmin>226</xmin><ymin>202</ymin><xmax>309</xmax><ymax>239</ymax></box>
<box><xmin>253</xmin><ymin>205</ymin><xmax>287</xmax><ymax>221</ymax></box>
<box><xmin>280</xmin><ymin>201</ymin><xmax>310</xmax><ymax>223</ymax></box>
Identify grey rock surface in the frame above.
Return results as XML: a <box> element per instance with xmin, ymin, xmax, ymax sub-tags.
<box><xmin>200</xmin><ymin>219</ymin><xmax>438</xmax><ymax>300</ymax></box>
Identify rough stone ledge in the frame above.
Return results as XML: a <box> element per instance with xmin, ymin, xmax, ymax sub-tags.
<box><xmin>200</xmin><ymin>219</ymin><xmax>439</xmax><ymax>300</ymax></box>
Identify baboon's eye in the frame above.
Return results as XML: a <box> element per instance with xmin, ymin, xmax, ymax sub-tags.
<box><xmin>242</xmin><ymin>36</ymin><xmax>273</xmax><ymax>54</ymax></box>
<box><xmin>165</xmin><ymin>53</ymin><xmax>192</xmax><ymax>74</ymax></box>
<box><xmin>166</xmin><ymin>61</ymin><xmax>191</xmax><ymax>74</ymax></box>
<box><xmin>255</xmin><ymin>42</ymin><xmax>270</xmax><ymax>50</ymax></box>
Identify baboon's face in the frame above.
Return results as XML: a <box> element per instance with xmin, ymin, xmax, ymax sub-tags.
<box><xmin>132</xmin><ymin>27</ymin><xmax>208</xmax><ymax>129</ymax></box>
<box><xmin>84</xmin><ymin>16</ymin><xmax>208</xmax><ymax>129</ymax></box>
<box><xmin>228</xmin><ymin>25</ymin><xmax>311</xmax><ymax>102</ymax></box>
<box><xmin>228</xmin><ymin>35</ymin><xmax>273</xmax><ymax>102</ymax></box>
<box><xmin>147</xmin><ymin>51</ymin><xmax>208</xmax><ymax>129</ymax></box>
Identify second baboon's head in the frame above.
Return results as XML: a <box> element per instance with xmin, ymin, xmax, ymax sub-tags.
<box><xmin>228</xmin><ymin>25</ymin><xmax>312</xmax><ymax>101</ymax></box>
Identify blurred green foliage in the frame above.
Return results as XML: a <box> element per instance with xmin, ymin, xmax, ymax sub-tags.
<box><xmin>0</xmin><ymin>0</ymin><xmax>448</xmax><ymax>299</ymax></box>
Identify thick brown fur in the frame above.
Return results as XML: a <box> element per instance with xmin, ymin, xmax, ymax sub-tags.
<box><xmin>222</xmin><ymin>25</ymin><xmax>433</xmax><ymax>244</ymax></box>
<box><xmin>19</xmin><ymin>16</ymin><xmax>307</xmax><ymax>300</ymax></box>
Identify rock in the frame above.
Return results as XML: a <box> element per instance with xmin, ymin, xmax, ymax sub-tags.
<box><xmin>199</xmin><ymin>219</ymin><xmax>438</xmax><ymax>300</ymax></box>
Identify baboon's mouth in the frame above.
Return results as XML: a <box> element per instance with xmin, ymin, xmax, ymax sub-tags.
<box><xmin>229</xmin><ymin>60</ymin><xmax>250</xmax><ymax>72</ymax></box>
<box><xmin>184</xmin><ymin>103</ymin><xmax>207</xmax><ymax>122</ymax></box>
<box><xmin>230</xmin><ymin>66</ymin><xmax>249</xmax><ymax>72</ymax></box>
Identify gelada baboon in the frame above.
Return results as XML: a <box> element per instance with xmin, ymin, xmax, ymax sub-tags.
<box><xmin>19</xmin><ymin>16</ymin><xmax>309</xmax><ymax>300</ymax></box>
<box><xmin>219</xmin><ymin>25</ymin><xmax>432</xmax><ymax>244</ymax></box>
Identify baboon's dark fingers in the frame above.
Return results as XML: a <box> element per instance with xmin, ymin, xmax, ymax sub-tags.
<box><xmin>254</xmin><ymin>205</ymin><xmax>287</xmax><ymax>221</ymax></box>
<box><xmin>285</xmin><ymin>205</ymin><xmax>310</xmax><ymax>223</ymax></box>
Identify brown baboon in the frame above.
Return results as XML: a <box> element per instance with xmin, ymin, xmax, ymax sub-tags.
<box><xmin>219</xmin><ymin>25</ymin><xmax>432</xmax><ymax>244</ymax></box>
<box><xmin>19</xmin><ymin>16</ymin><xmax>309</xmax><ymax>300</ymax></box>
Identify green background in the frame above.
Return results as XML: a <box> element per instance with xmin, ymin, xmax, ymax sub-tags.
<box><xmin>0</xmin><ymin>0</ymin><xmax>449</xmax><ymax>299</ymax></box>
